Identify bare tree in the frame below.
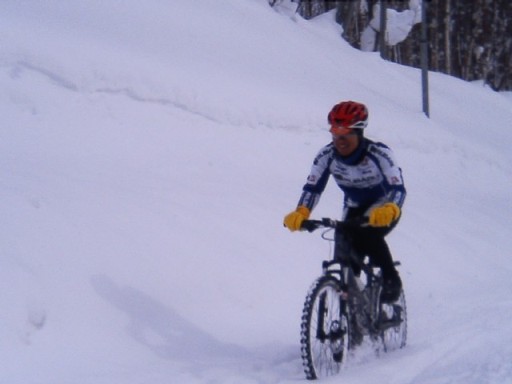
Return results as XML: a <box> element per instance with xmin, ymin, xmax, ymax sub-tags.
<box><xmin>281</xmin><ymin>0</ymin><xmax>512</xmax><ymax>91</ymax></box>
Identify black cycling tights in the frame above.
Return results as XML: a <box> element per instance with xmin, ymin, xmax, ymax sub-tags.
<box><xmin>336</xmin><ymin>208</ymin><xmax>399</xmax><ymax>278</ymax></box>
<box><xmin>349</xmin><ymin>226</ymin><xmax>396</xmax><ymax>277</ymax></box>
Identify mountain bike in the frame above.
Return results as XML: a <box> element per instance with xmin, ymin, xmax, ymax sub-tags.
<box><xmin>299</xmin><ymin>218</ymin><xmax>407</xmax><ymax>380</ymax></box>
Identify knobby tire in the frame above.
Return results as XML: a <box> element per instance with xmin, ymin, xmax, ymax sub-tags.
<box><xmin>300</xmin><ymin>276</ymin><xmax>352</xmax><ymax>380</ymax></box>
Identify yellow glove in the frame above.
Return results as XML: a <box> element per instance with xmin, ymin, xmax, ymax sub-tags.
<box><xmin>369</xmin><ymin>203</ymin><xmax>401</xmax><ymax>227</ymax></box>
<box><xmin>283</xmin><ymin>206</ymin><xmax>310</xmax><ymax>232</ymax></box>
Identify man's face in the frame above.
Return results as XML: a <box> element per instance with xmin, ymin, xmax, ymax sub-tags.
<box><xmin>332</xmin><ymin>132</ymin><xmax>360</xmax><ymax>156</ymax></box>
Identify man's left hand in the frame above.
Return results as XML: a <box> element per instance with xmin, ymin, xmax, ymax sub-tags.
<box><xmin>369</xmin><ymin>203</ymin><xmax>400</xmax><ymax>227</ymax></box>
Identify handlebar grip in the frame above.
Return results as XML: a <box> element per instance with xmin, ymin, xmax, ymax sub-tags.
<box><xmin>300</xmin><ymin>220</ymin><xmax>322</xmax><ymax>232</ymax></box>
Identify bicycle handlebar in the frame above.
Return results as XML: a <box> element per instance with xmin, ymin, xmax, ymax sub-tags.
<box><xmin>300</xmin><ymin>217</ymin><xmax>368</xmax><ymax>232</ymax></box>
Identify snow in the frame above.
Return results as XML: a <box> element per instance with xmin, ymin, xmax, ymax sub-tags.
<box><xmin>369</xmin><ymin>2</ymin><xmax>421</xmax><ymax>46</ymax></box>
<box><xmin>1</xmin><ymin>0</ymin><xmax>512</xmax><ymax>383</ymax></box>
<box><xmin>361</xmin><ymin>1</ymin><xmax>421</xmax><ymax>51</ymax></box>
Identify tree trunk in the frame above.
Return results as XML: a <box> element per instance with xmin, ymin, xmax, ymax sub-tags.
<box><xmin>444</xmin><ymin>0</ymin><xmax>451</xmax><ymax>75</ymax></box>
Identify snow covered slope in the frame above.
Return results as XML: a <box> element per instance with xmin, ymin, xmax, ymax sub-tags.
<box><xmin>1</xmin><ymin>1</ymin><xmax>511</xmax><ymax>383</ymax></box>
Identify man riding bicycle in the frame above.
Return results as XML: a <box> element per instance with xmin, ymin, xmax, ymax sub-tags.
<box><xmin>283</xmin><ymin>101</ymin><xmax>406</xmax><ymax>303</ymax></box>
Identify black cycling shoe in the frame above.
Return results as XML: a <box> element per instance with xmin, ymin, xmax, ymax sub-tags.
<box><xmin>380</xmin><ymin>273</ymin><xmax>402</xmax><ymax>303</ymax></box>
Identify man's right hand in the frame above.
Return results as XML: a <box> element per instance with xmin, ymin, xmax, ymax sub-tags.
<box><xmin>283</xmin><ymin>206</ymin><xmax>310</xmax><ymax>232</ymax></box>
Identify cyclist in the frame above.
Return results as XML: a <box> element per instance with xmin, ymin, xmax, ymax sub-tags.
<box><xmin>283</xmin><ymin>101</ymin><xmax>406</xmax><ymax>303</ymax></box>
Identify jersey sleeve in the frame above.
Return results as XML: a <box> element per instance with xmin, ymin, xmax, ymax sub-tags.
<box><xmin>297</xmin><ymin>145</ymin><xmax>333</xmax><ymax>211</ymax></box>
<box><xmin>372</xmin><ymin>143</ymin><xmax>406</xmax><ymax>208</ymax></box>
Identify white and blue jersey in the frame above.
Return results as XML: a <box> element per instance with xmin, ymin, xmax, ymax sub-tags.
<box><xmin>298</xmin><ymin>138</ymin><xmax>406</xmax><ymax>216</ymax></box>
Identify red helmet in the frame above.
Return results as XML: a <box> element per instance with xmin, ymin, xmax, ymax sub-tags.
<box><xmin>328</xmin><ymin>101</ymin><xmax>368</xmax><ymax>135</ymax></box>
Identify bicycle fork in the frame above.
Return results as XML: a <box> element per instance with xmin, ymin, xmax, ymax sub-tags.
<box><xmin>315</xmin><ymin>290</ymin><xmax>349</xmax><ymax>344</ymax></box>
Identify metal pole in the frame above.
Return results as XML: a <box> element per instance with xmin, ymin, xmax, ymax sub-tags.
<box><xmin>420</xmin><ymin>0</ymin><xmax>430</xmax><ymax>117</ymax></box>
<box><xmin>379</xmin><ymin>1</ymin><xmax>387</xmax><ymax>59</ymax></box>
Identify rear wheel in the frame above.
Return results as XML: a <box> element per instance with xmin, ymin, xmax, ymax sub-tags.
<box><xmin>300</xmin><ymin>276</ymin><xmax>352</xmax><ymax>380</ymax></box>
<box><xmin>380</xmin><ymin>289</ymin><xmax>407</xmax><ymax>352</ymax></box>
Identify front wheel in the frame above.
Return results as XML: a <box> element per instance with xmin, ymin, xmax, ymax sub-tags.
<box><xmin>300</xmin><ymin>276</ymin><xmax>352</xmax><ymax>380</ymax></box>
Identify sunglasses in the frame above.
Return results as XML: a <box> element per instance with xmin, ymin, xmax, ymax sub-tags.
<box><xmin>332</xmin><ymin>132</ymin><xmax>357</xmax><ymax>140</ymax></box>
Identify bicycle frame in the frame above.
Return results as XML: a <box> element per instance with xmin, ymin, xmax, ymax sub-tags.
<box><xmin>323</xmin><ymin>251</ymin><xmax>382</xmax><ymax>337</ymax></box>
